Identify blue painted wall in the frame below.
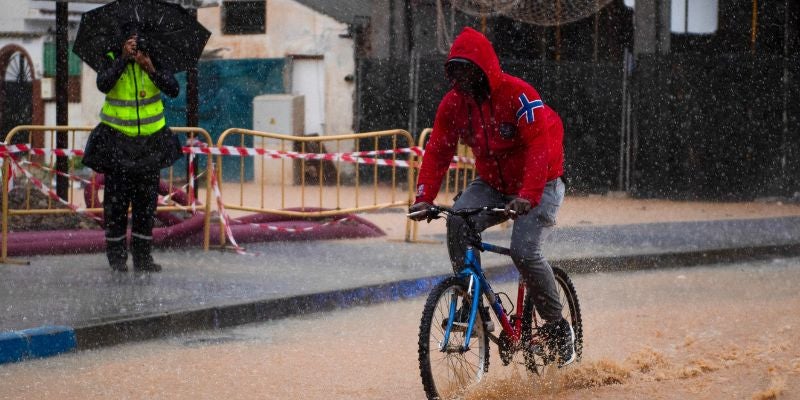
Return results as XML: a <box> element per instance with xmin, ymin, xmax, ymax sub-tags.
<box><xmin>164</xmin><ymin>58</ymin><xmax>286</xmax><ymax>181</ymax></box>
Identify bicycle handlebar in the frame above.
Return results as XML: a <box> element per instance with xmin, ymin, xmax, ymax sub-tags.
<box><xmin>406</xmin><ymin>205</ymin><xmax>514</xmax><ymax>219</ymax></box>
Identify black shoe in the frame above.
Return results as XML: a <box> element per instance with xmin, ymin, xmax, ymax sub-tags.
<box><xmin>134</xmin><ymin>260</ymin><xmax>162</xmax><ymax>272</ymax></box>
<box><xmin>540</xmin><ymin>318</ymin><xmax>576</xmax><ymax>367</ymax></box>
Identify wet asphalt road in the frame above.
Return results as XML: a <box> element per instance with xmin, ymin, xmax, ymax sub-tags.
<box><xmin>1</xmin><ymin>257</ymin><xmax>799</xmax><ymax>400</ymax></box>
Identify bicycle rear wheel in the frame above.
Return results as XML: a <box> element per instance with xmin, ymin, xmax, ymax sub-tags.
<box><xmin>418</xmin><ymin>276</ymin><xmax>490</xmax><ymax>400</ymax></box>
<box><xmin>521</xmin><ymin>266</ymin><xmax>583</xmax><ymax>374</ymax></box>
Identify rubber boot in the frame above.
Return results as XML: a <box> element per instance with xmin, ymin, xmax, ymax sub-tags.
<box><xmin>106</xmin><ymin>238</ymin><xmax>128</xmax><ymax>272</ymax></box>
<box><xmin>131</xmin><ymin>236</ymin><xmax>161</xmax><ymax>272</ymax></box>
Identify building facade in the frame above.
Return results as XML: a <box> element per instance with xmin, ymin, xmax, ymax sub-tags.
<box><xmin>198</xmin><ymin>0</ymin><xmax>355</xmax><ymax>136</ymax></box>
<box><xmin>0</xmin><ymin>0</ymin><xmax>357</xmax><ymax>141</ymax></box>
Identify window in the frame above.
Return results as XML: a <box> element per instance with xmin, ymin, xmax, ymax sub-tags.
<box><xmin>671</xmin><ymin>0</ymin><xmax>718</xmax><ymax>34</ymax></box>
<box><xmin>44</xmin><ymin>42</ymin><xmax>82</xmax><ymax>77</ymax></box>
<box><xmin>44</xmin><ymin>42</ymin><xmax>82</xmax><ymax>102</ymax></box>
<box><xmin>222</xmin><ymin>1</ymin><xmax>266</xmax><ymax>35</ymax></box>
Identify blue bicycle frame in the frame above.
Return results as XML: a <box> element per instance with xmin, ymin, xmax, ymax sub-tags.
<box><xmin>441</xmin><ymin>241</ymin><xmax>516</xmax><ymax>353</ymax></box>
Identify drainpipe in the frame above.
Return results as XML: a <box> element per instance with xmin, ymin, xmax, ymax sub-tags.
<box><xmin>55</xmin><ymin>0</ymin><xmax>69</xmax><ymax>200</ymax></box>
<box><xmin>405</xmin><ymin>0</ymin><xmax>417</xmax><ymax>139</ymax></box>
<box><xmin>186</xmin><ymin>5</ymin><xmax>200</xmax><ymax>199</ymax></box>
<box><xmin>347</xmin><ymin>16</ymin><xmax>370</xmax><ymax>133</ymax></box>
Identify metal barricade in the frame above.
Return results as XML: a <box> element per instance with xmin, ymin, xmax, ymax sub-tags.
<box><xmin>213</xmin><ymin>128</ymin><xmax>416</xmax><ymax>245</ymax></box>
<box><xmin>1</xmin><ymin>125</ymin><xmax>214</xmax><ymax>264</ymax></box>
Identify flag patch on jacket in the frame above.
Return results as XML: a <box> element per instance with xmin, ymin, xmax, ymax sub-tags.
<box><xmin>516</xmin><ymin>94</ymin><xmax>543</xmax><ymax>124</ymax></box>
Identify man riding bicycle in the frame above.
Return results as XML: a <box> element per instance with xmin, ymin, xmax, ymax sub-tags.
<box><xmin>408</xmin><ymin>27</ymin><xmax>575</xmax><ymax>367</ymax></box>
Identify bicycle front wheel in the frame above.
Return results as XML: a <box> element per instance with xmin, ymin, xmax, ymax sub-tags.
<box><xmin>418</xmin><ymin>276</ymin><xmax>490</xmax><ymax>400</ymax></box>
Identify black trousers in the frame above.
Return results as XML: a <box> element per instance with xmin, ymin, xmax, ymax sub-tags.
<box><xmin>104</xmin><ymin>171</ymin><xmax>160</xmax><ymax>266</ymax></box>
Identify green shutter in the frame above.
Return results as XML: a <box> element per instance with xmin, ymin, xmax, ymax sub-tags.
<box><xmin>44</xmin><ymin>42</ymin><xmax>82</xmax><ymax>77</ymax></box>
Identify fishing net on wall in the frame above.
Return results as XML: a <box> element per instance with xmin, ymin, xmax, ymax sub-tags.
<box><xmin>450</xmin><ymin>0</ymin><xmax>520</xmax><ymax>16</ymax></box>
<box><xmin>436</xmin><ymin>0</ymin><xmax>614</xmax><ymax>53</ymax></box>
<box><xmin>502</xmin><ymin>0</ymin><xmax>615</xmax><ymax>26</ymax></box>
<box><xmin>436</xmin><ymin>0</ymin><xmax>519</xmax><ymax>54</ymax></box>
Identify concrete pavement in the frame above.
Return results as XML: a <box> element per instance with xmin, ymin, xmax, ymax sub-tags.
<box><xmin>1</xmin><ymin>214</ymin><xmax>800</xmax><ymax>363</ymax></box>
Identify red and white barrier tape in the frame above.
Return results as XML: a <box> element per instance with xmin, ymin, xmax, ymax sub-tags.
<box><xmin>187</xmin><ymin>145</ymin><xmax>418</xmax><ymax>168</ymax></box>
<box><xmin>159</xmin><ymin>174</ymin><xmax>207</xmax><ymax>212</ymax></box>
<box><xmin>208</xmin><ymin>161</ymin><xmax>248</xmax><ymax>255</ymax></box>
<box><xmin>0</xmin><ymin>143</ymin><xmax>475</xmax><ymax>168</ymax></box>
<box><xmin>183</xmin><ymin>145</ymin><xmax>422</xmax><ymax>159</ymax></box>
<box><xmin>185</xmin><ymin>137</ymin><xmax>208</xmax><ymax>214</ymax></box>
<box><xmin>0</xmin><ymin>144</ymin><xmax>83</xmax><ymax>157</ymax></box>
<box><xmin>21</xmin><ymin>160</ymin><xmax>93</xmax><ymax>186</ymax></box>
<box><xmin>185</xmin><ymin>145</ymin><xmax>473</xmax><ymax>168</ymax></box>
<box><xmin>21</xmin><ymin>159</ymin><xmax>197</xmax><ymax>213</ymax></box>
<box><xmin>7</xmin><ymin>156</ymin><xmax>102</xmax><ymax>222</ymax></box>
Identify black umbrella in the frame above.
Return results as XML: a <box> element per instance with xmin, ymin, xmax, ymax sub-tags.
<box><xmin>73</xmin><ymin>0</ymin><xmax>211</xmax><ymax>73</ymax></box>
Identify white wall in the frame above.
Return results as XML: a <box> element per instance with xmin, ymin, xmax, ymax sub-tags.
<box><xmin>0</xmin><ymin>0</ymin><xmax>37</xmax><ymax>33</ymax></box>
<box><xmin>80</xmin><ymin>66</ymin><xmax>102</xmax><ymax>127</ymax></box>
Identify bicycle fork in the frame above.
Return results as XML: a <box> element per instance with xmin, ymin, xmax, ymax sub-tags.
<box><xmin>440</xmin><ymin>248</ymin><xmax>527</xmax><ymax>353</ymax></box>
<box><xmin>440</xmin><ymin>247</ymin><xmax>487</xmax><ymax>353</ymax></box>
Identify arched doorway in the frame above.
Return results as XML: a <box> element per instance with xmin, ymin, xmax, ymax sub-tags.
<box><xmin>0</xmin><ymin>44</ymin><xmax>42</xmax><ymax>144</ymax></box>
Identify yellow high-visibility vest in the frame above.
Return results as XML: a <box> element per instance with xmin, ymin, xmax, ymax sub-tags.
<box><xmin>99</xmin><ymin>54</ymin><xmax>166</xmax><ymax>137</ymax></box>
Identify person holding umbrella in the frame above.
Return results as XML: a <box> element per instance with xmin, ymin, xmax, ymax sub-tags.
<box><xmin>83</xmin><ymin>27</ymin><xmax>181</xmax><ymax>273</ymax></box>
<box><xmin>93</xmin><ymin>27</ymin><xmax>180</xmax><ymax>273</ymax></box>
<box><xmin>75</xmin><ymin>0</ymin><xmax>210</xmax><ymax>273</ymax></box>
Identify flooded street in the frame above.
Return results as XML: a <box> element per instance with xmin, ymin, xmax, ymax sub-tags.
<box><xmin>1</xmin><ymin>257</ymin><xmax>799</xmax><ymax>399</ymax></box>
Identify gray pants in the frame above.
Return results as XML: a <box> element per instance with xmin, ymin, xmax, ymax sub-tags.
<box><xmin>447</xmin><ymin>177</ymin><xmax>566</xmax><ymax>321</ymax></box>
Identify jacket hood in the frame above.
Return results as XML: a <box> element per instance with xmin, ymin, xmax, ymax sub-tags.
<box><xmin>447</xmin><ymin>27</ymin><xmax>503</xmax><ymax>91</ymax></box>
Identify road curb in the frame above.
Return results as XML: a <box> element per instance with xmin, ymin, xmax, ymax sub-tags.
<box><xmin>0</xmin><ymin>325</ymin><xmax>76</xmax><ymax>364</ymax></box>
<box><xmin>73</xmin><ymin>273</ymin><xmax>448</xmax><ymax>350</ymax></box>
<box><xmin>6</xmin><ymin>243</ymin><xmax>800</xmax><ymax>363</ymax></box>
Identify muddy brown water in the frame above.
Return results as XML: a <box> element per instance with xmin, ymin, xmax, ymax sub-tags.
<box><xmin>1</xmin><ymin>258</ymin><xmax>798</xmax><ymax>399</ymax></box>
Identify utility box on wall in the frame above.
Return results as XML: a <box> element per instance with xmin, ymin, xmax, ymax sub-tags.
<box><xmin>252</xmin><ymin>94</ymin><xmax>304</xmax><ymax>184</ymax></box>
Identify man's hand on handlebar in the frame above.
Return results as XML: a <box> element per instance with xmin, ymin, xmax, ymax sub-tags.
<box><xmin>505</xmin><ymin>197</ymin><xmax>531</xmax><ymax>220</ymax></box>
<box><xmin>408</xmin><ymin>200</ymin><xmax>531</xmax><ymax>221</ymax></box>
<box><xmin>407</xmin><ymin>201</ymin><xmax>435</xmax><ymax>222</ymax></box>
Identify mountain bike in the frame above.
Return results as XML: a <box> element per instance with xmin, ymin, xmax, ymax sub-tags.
<box><xmin>408</xmin><ymin>205</ymin><xmax>582</xmax><ymax>400</ymax></box>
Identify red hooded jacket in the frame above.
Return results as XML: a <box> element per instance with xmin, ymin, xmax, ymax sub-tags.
<box><xmin>415</xmin><ymin>27</ymin><xmax>564</xmax><ymax>206</ymax></box>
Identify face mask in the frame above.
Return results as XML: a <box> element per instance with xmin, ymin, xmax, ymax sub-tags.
<box><xmin>446</xmin><ymin>61</ymin><xmax>488</xmax><ymax>98</ymax></box>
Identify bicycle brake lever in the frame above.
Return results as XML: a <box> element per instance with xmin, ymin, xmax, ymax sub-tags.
<box><xmin>490</xmin><ymin>207</ymin><xmax>515</xmax><ymax>215</ymax></box>
<box><xmin>406</xmin><ymin>210</ymin><xmax>428</xmax><ymax>218</ymax></box>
